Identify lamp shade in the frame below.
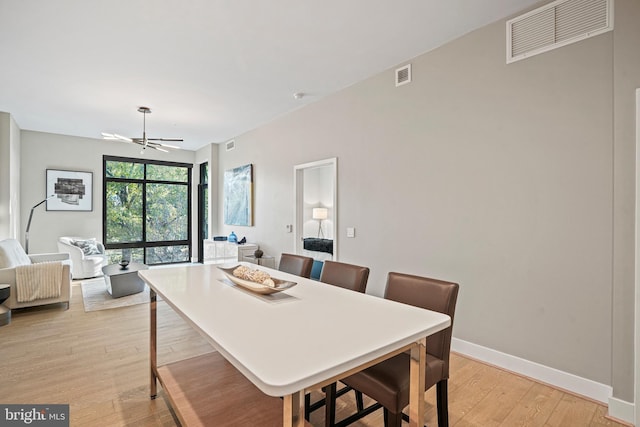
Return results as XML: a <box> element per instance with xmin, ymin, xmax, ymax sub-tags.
<box><xmin>312</xmin><ymin>208</ymin><xmax>328</xmax><ymax>220</ymax></box>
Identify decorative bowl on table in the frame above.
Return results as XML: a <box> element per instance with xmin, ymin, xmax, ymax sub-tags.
<box><xmin>118</xmin><ymin>259</ymin><xmax>130</xmax><ymax>269</ymax></box>
<box><xmin>218</xmin><ymin>266</ymin><xmax>296</xmax><ymax>295</ymax></box>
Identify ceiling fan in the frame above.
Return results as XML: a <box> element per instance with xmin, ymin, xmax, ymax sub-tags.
<box><xmin>102</xmin><ymin>107</ymin><xmax>182</xmax><ymax>153</ymax></box>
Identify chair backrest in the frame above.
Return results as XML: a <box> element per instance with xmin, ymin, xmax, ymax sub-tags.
<box><xmin>310</xmin><ymin>260</ymin><xmax>324</xmax><ymax>280</ymax></box>
<box><xmin>384</xmin><ymin>272</ymin><xmax>459</xmax><ymax>376</ymax></box>
<box><xmin>0</xmin><ymin>239</ymin><xmax>31</xmax><ymax>268</ymax></box>
<box><xmin>278</xmin><ymin>253</ymin><xmax>314</xmax><ymax>278</ymax></box>
<box><xmin>319</xmin><ymin>260</ymin><xmax>370</xmax><ymax>293</ymax></box>
<box><xmin>58</xmin><ymin>237</ymin><xmax>104</xmax><ymax>256</ymax></box>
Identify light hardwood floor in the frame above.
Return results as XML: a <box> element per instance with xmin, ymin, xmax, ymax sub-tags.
<box><xmin>0</xmin><ymin>281</ymin><xmax>629</xmax><ymax>427</ymax></box>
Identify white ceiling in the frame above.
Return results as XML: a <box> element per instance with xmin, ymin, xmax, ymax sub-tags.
<box><xmin>0</xmin><ymin>0</ymin><xmax>540</xmax><ymax>151</ymax></box>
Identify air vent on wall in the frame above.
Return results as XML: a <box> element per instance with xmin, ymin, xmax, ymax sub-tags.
<box><xmin>226</xmin><ymin>140</ymin><xmax>235</xmax><ymax>151</ymax></box>
<box><xmin>507</xmin><ymin>0</ymin><xmax>613</xmax><ymax>64</ymax></box>
<box><xmin>395</xmin><ymin>64</ymin><xmax>411</xmax><ymax>87</ymax></box>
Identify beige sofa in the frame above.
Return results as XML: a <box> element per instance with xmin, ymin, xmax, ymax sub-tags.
<box><xmin>0</xmin><ymin>238</ymin><xmax>72</xmax><ymax>310</ymax></box>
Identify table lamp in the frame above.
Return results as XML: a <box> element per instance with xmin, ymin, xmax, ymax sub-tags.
<box><xmin>312</xmin><ymin>207</ymin><xmax>328</xmax><ymax>238</ymax></box>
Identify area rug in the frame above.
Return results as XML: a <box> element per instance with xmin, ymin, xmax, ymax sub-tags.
<box><xmin>81</xmin><ymin>278</ymin><xmax>150</xmax><ymax>312</ymax></box>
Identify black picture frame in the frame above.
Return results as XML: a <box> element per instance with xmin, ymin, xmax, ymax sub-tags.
<box><xmin>46</xmin><ymin>169</ymin><xmax>93</xmax><ymax>211</ymax></box>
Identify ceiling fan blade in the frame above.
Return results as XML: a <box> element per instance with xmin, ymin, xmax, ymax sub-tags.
<box><xmin>159</xmin><ymin>143</ymin><xmax>181</xmax><ymax>149</ymax></box>
<box><xmin>154</xmin><ymin>146</ymin><xmax>169</xmax><ymax>153</ymax></box>
<box><xmin>147</xmin><ymin>138</ymin><xmax>183</xmax><ymax>142</ymax></box>
<box><xmin>103</xmin><ymin>132</ymin><xmax>134</xmax><ymax>143</ymax></box>
<box><xmin>147</xmin><ymin>141</ymin><xmax>180</xmax><ymax>150</ymax></box>
<box><xmin>114</xmin><ymin>134</ymin><xmax>133</xmax><ymax>142</ymax></box>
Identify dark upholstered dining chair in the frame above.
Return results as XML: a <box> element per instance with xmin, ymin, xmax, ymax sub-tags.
<box><xmin>278</xmin><ymin>253</ymin><xmax>314</xmax><ymax>278</ymax></box>
<box><xmin>331</xmin><ymin>272</ymin><xmax>459</xmax><ymax>427</ymax></box>
<box><xmin>319</xmin><ymin>260</ymin><xmax>370</xmax><ymax>293</ymax></box>
<box><xmin>305</xmin><ymin>260</ymin><xmax>370</xmax><ymax>425</ymax></box>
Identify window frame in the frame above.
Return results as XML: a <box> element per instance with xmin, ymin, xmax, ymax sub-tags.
<box><xmin>102</xmin><ymin>155</ymin><xmax>193</xmax><ymax>265</ymax></box>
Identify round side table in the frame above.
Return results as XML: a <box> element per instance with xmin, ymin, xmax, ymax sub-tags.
<box><xmin>0</xmin><ymin>284</ymin><xmax>11</xmax><ymax>327</ymax></box>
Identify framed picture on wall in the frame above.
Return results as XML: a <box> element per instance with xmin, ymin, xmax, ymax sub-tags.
<box><xmin>46</xmin><ymin>169</ymin><xmax>93</xmax><ymax>211</ymax></box>
<box><xmin>224</xmin><ymin>163</ymin><xmax>253</xmax><ymax>226</ymax></box>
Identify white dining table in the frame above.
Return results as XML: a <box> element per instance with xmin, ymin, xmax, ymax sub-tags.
<box><xmin>139</xmin><ymin>263</ymin><xmax>451</xmax><ymax>427</ymax></box>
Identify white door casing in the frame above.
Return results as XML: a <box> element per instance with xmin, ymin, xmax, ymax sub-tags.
<box><xmin>634</xmin><ymin>88</ymin><xmax>639</xmax><ymax>426</ymax></box>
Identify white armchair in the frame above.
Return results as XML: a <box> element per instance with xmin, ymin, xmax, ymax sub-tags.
<box><xmin>0</xmin><ymin>238</ymin><xmax>72</xmax><ymax>310</ymax></box>
<box><xmin>57</xmin><ymin>237</ymin><xmax>108</xmax><ymax>279</ymax></box>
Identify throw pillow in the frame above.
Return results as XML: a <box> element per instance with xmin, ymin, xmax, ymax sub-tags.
<box><xmin>71</xmin><ymin>239</ymin><xmax>101</xmax><ymax>256</ymax></box>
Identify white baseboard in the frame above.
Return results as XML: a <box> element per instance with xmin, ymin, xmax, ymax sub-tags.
<box><xmin>607</xmin><ymin>397</ymin><xmax>635</xmax><ymax>425</ymax></box>
<box><xmin>451</xmin><ymin>338</ymin><xmax>612</xmax><ymax>403</ymax></box>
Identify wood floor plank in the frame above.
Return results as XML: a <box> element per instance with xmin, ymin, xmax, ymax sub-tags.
<box><xmin>545</xmin><ymin>393</ymin><xmax>599</xmax><ymax>427</ymax></box>
<box><xmin>454</xmin><ymin>369</ymin><xmax>533</xmax><ymax>427</ymax></box>
<box><xmin>0</xmin><ymin>281</ymin><xmax>628</xmax><ymax>427</ymax></box>
<box><xmin>499</xmin><ymin>381</ymin><xmax>563</xmax><ymax>426</ymax></box>
<box><xmin>447</xmin><ymin>359</ymin><xmax>503</xmax><ymax>425</ymax></box>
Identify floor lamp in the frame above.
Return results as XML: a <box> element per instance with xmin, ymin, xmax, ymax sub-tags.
<box><xmin>25</xmin><ymin>195</ymin><xmax>54</xmax><ymax>254</ymax></box>
<box><xmin>312</xmin><ymin>208</ymin><xmax>328</xmax><ymax>238</ymax></box>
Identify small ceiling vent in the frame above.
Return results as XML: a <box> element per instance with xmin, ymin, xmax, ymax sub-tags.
<box><xmin>507</xmin><ymin>0</ymin><xmax>613</xmax><ymax>64</ymax></box>
<box><xmin>395</xmin><ymin>64</ymin><xmax>411</xmax><ymax>87</ymax></box>
<box><xmin>226</xmin><ymin>139</ymin><xmax>235</xmax><ymax>151</ymax></box>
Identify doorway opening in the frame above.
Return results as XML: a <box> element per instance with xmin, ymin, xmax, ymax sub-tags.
<box><xmin>294</xmin><ymin>158</ymin><xmax>337</xmax><ymax>266</ymax></box>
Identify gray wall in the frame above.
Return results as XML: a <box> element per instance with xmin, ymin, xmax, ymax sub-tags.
<box><xmin>0</xmin><ymin>112</ymin><xmax>21</xmax><ymax>240</ymax></box>
<box><xmin>20</xmin><ymin>131</ymin><xmax>198</xmax><ymax>256</ymax></box>
<box><xmin>0</xmin><ymin>112</ymin><xmax>11</xmax><ymax>239</ymax></box>
<box><xmin>612</xmin><ymin>0</ymin><xmax>640</xmax><ymax>402</ymax></box>
<box><xmin>214</xmin><ymin>1</ymin><xmax>639</xmax><ymax>402</ymax></box>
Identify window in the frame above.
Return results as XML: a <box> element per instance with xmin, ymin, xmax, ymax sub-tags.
<box><xmin>103</xmin><ymin>156</ymin><xmax>192</xmax><ymax>265</ymax></box>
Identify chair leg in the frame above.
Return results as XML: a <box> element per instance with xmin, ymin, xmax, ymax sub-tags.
<box><xmin>355</xmin><ymin>390</ymin><xmax>364</xmax><ymax>412</ymax></box>
<box><xmin>383</xmin><ymin>408</ymin><xmax>403</xmax><ymax>427</ymax></box>
<box><xmin>305</xmin><ymin>392</ymin><xmax>311</xmax><ymax>421</ymax></box>
<box><xmin>325</xmin><ymin>382</ymin><xmax>337</xmax><ymax>427</ymax></box>
<box><xmin>307</xmin><ymin>382</ymin><xmax>354</xmax><ymax>423</ymax></box>
<box><xmin>436</xmin><ymin>379</ymin><xmax>449</xmax><ymax>427</ymax></box>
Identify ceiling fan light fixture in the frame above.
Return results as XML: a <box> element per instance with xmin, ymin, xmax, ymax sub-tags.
<box><xmin>102</xmin><ymin>107</ymin><xmax>183</xmax><ymax>152</ymax></box>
